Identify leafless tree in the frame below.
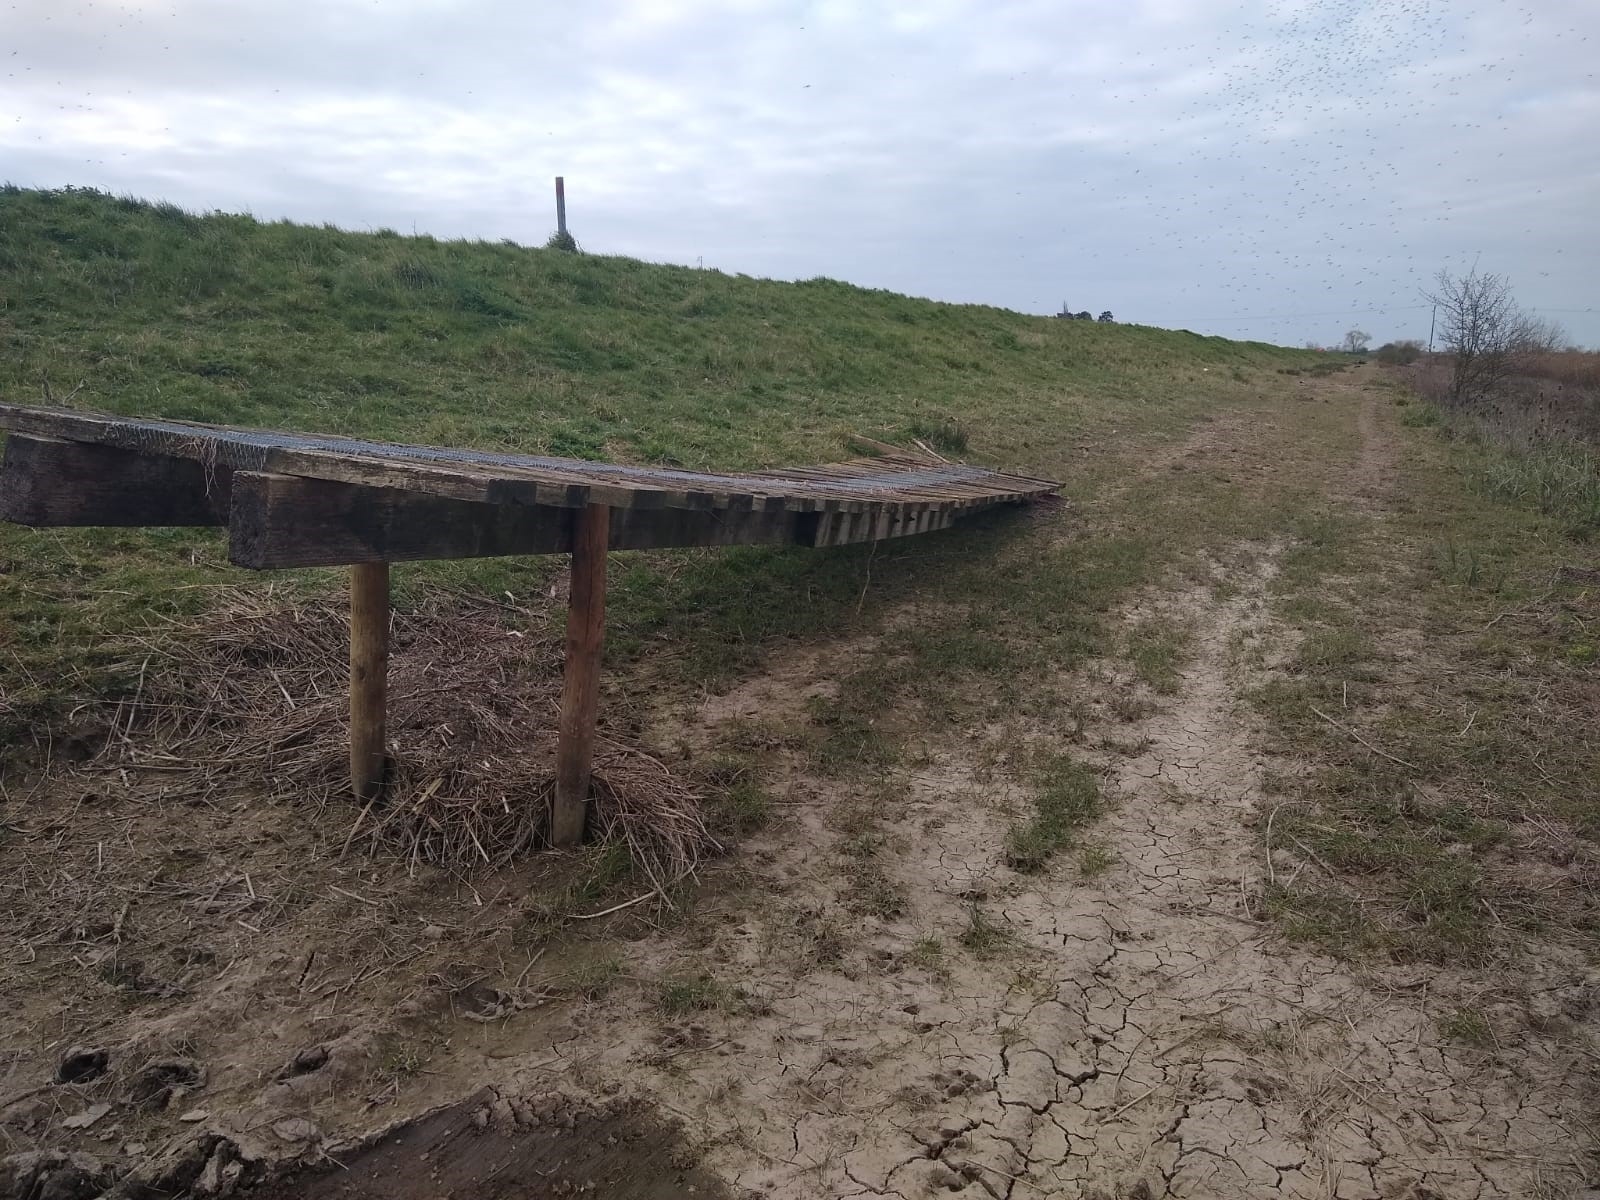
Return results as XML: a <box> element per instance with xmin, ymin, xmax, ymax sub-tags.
<box><xmin>1341</xmin><ymin>329</ymin><xmax>1371</xmax><ymax>353</ymax></box>
<box><xmin>1509</xmin><ymin>312</ymin><xmax>1568</xmax><ymax>355</ymax></box>
<box><xmin>1424</xmin><ymin>268</ymin><xmax>1523</xmax><ymax>405</ymax></box>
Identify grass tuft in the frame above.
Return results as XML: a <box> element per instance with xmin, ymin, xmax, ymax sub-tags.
<box><xmin>906</xmin><ymin>416</ymin><xmax>970</xmax><ymax>455</ymax></box>
<box><xmin>657</xmin><ymin>973</ymin><xmax>727</xmax><ymax>1016</ymax></box>
<box><xmin>1004</xmin><ymin>755</ymin><xmax>1104</xmax><ymax>871</ymax></box>
<box><xmin>1124</xmin><ymin>617</ymin><xmax>1192</xmax><ymax>693</ymax></box>
<box><xmin>1474</xmin><ymin>441</ymin><xmax>1600</xmax><ymax>539</ymax></box>
<box><xmin>957</xmin><ymin>905</ymin><xmax>1014</xmax><ymax>959</ymax></box>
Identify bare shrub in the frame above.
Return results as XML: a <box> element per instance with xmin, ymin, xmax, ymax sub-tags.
<box><xmin>1374</xmin><ymin>340</ymin><xmax>1422</xmax><ymax>366</ymax></box>
<box><xmin>1424</xmin><ymin>268</ymin><xmax>1522</xmax><ymax>405</ymax></box>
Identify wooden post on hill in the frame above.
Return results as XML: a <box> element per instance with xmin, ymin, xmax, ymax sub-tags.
<box><xmin>349</xmin><ymin>561</ymin><xmax>390</xmax><ymax>804</ymax></box>
<box><xmin>555</xmin><ymin>177</ymin><xmax>567</xmax><ymax>238</ymax></box>
<box><xmin>551</xmin><ymin>504</ymin><xmax>610</xmax><ymax>846</ymax></box>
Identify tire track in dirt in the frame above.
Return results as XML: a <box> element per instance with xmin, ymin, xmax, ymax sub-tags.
<box><xmin>521</xmin><ymin>529</ymin><xmax>1593</xmax><ymax>1199</ymax></box>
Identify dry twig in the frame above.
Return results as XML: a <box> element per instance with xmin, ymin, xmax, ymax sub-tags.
<box><xmin>79</xmin><ymin>589</ymin><xmax>712</xmax><ymax>881</ymax></box>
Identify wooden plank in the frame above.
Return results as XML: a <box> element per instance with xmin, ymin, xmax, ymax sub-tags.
<box><xmin>0</xmin><ymin>434</ymin><xmax>229</xmax><ymax>527</ymax></box>
<box><xmin>349</xmin><ymin>561</ymin><xmax>390</xmax><ymax>805</ymax></box>
<box><xmin>0</xmin><ymin>404</ymin><xmax>1063</xmax><ymax>517</ymax></box>
<box><xmin>227</xmin><ymin>474</ymin><xmax>807</xmax><ymax>569</ymax></box>
<box><xmin>552</xmin><ymin>504</ymin><xmax>610</xmax><ymax>847</ymax></box>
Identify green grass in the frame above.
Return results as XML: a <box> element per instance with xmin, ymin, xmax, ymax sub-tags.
<box><xmin>1475</xmin><ymin>439</ymin><xmax>1600</xmax><ymax>540</ymax></box>
<box><xmin>1404</xmin><ymin>401</ymin><xmax>1600</xmax><ymax>539</ymax></box>
<box><xmin>656</xmin><ymin>972</ymin><xmax>727</xmax><ymax>1016</ymax></box>
<box><xmin>1252</xmin><ymin>390</ymin><xmax>1600</xmax><ymax>964</ymax></box>
<box><xmin>699</xmin><ymin>755</ymin><xmax>773</xmax><ymax>838</ymax></box>
<box><xmin>558</xmin><ymin>953</ymin><xmax>624</xmax><ymax>1002</ymax></box>
<box><xmin>1004</xmin><ymin>754</ymin><xmax>1104</xmax><ymax>871</ymax></box>
<box><xmin>1124</xmin><ymin>617</ymin><xmax>1192</xmax><ymax>693</ymax></box>
<box><xmin>829</xmin><ymin>788</ymin><xmax>910</xmax><ymax>919</ymax></box>
<box><xmin>0</xmin><ymin>185</ymin><xmax>1314</xmax><ymax>758</ymax></box>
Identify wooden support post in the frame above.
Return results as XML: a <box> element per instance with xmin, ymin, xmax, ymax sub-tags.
<box><xmin>552</xmin><ymin>504</ymin><xmax>610</xmax><ymax>846</ymax></box>
<box><xmin>349</xmin><ymin>561</ymin><xmax>390</xmax><ymax>804</ymax></box>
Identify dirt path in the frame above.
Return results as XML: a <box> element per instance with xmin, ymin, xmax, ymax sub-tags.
<box><xmin>521</xmin><ymin>382</ymin><xmax>1592</xmax><ymax>1198</ymax></box>
<box><xmin>541</xmin><ymin>542</ymin><xmax>1585</xmax><ymax>1199</ymax></box>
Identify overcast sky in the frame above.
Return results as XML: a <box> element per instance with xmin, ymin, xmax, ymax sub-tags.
<box><xmin>6</xmin><ymin>0</ymin><xmax>1598</xmax><ymax>347</ymax></box>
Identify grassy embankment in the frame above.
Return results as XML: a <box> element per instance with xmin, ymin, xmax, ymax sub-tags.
<box><xmin>6</xmin><ymin>187</ymin><xmax>1593</xmax><ymax>987</ymax></box>
<box><xmin>0</xmin><ymin>185</ymin><xmax>1311</xmax><ymax>791</ymax></box>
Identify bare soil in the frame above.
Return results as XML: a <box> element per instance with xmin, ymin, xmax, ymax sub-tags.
<box><xmin>254</xmin><ymin>1088</ymin><xmax>732</xmax><ymax>1200</ymax></box>
<box><xmin>4</xmin><ymin>372</ymin><xmax>1596</xmax><ymax>1199</ymax></box>
<box><xmin>559</xmin><ymin>536</ymin><xmax>1591</xmax><ymax>1199</ymax></box>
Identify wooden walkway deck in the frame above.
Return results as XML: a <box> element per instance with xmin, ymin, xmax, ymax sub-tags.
<box><xmin>0</xmin><ymin>403</ymin><xmax>1059</xmax><ymax>843</ymax></box>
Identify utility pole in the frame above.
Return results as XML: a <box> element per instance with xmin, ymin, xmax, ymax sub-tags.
<box><xmin>555</xmin><ymin>177</ymin><xmax>567</xmax><ymax>238</ymax></box>
<box><xmin>1428</xmin><ymin>303</ymin><xmax>1437</xmax><ymax>354</ymax></box>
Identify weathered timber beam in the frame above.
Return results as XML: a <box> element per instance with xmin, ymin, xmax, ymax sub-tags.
<box><xmin>0</xmin><ymin>434</ymin><xmax>229</xmax><ymax>527</ymax></box>
<box><xmin>227</xmin><ymin>472</ymin><xmax>805</xmax><ymax>569</ymax></box>
<box><xmin>228</xmin><ymin>473</ymin><xmax>569</xmax><ymax>568</ymax></box>
<box><xmin>611</xmin><ymin>505</ymin><xmax>798</xmax><ymax>552</ymax></box>
<box><xmin>349</xmin><ymin>561</ymin><xmax>390</xmax><ymax>804</ymax></box>
<box><xmin>551</xmin><ymin>504</ymin><xmax>610</xmax><ymax>847</ymax></box>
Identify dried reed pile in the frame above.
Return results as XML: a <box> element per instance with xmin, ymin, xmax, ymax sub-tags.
<box><xmin>95</xmin><ymin>585</ymin><xmax>710</xmax><ymax>884</ymax></box>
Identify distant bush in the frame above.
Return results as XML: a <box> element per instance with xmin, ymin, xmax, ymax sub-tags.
<box><xmin>545</xmin><ymin>229</ymin><xmax>580</xmax><ymax>253</ymax></box>
<box><xmin>1375</xmin><ymin>340</ymin><xmax>1423</xmax><ymax>366</ymax></box>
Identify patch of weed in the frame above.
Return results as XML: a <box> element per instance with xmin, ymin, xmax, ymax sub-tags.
<box><xmin>957</xmin><ymin>905</ymin><xmax>1015</xmax><ymax>960</ymax></box>
<box><xmin>1005</xmin><ymin>754</ymin><xmax>1104</xmax><ymax>871</ymax></box>
<box><xmin>562</xmin><ymin>954</ymin><xmax>624</xmax><ymax>1002</ymax></box>
<box><xmin>1124</xmin><ymin>617</ymin><xmax>1192</xmax><ymax>694</ymax></box>
<box><xmin>845</xmin><ymin>865</ymin><xmax>907</xmax><ymax>919</ymax></box>
<box><xmin>657</xmin><ymin>973</ymin><xmax>727</xmax><ymax>1016</ymax></box>
<box><xmin>1077</xmin><ymin>845</ymin><xmax>1116</xmax><ymax>878</ymax></box>
<box><xmin>908</xmin><ymin>936</ymin><xmax>944</xmax><ymax>972</ymax></box>
<box><xmin>1437</xmin><ymin>1006</ymin><xmax>1496</xmax><ymax>1048</ymax></box>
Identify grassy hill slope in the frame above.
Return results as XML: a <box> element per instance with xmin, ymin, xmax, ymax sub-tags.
<box><xmin>0</xmin><ymin>186</ymin><xmax>1314</xmax><ymax>751</ymax></box>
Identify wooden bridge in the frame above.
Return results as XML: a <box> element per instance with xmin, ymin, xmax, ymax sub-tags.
<box><xmin>0</xmin><ymin>404</ymin><xmax>1059</xmax><ymax>845</ymax></box>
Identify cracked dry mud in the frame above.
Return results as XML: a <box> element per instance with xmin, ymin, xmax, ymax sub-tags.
<box><xmin>518</xmin><ymin>537</ymin><xmax>1596</xmax><ymax>1199</ymax></box>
